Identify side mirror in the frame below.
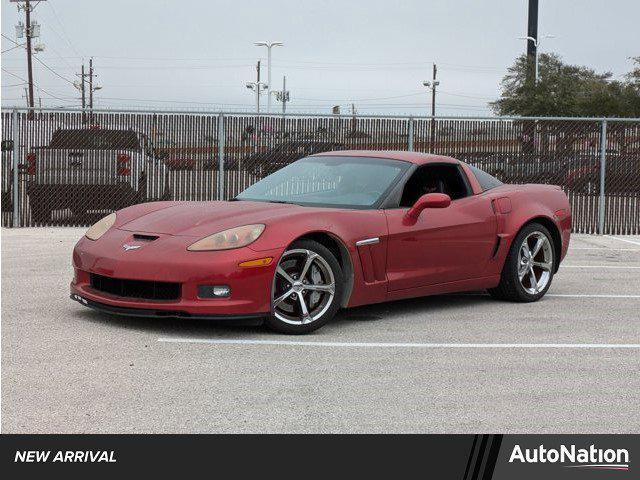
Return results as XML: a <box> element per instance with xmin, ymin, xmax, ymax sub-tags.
<box><xmin>405</xmin><ymin>193</ymin><xmax>451</xmax><ymax>221</ymax></box>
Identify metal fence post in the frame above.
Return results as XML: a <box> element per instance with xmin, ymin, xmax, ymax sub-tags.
<box><xmin>11</xmin><ymin>109</ymin><xmax>20</xmax><ymax>227</ymax></box>
<box><xmin>407</xmin><ymin>117</ymin><xmax>414</xmax><ymax>151</ymax></box>
<box><xmin>598</xmin><ymin>119</ymin><xmax>607</xmax><ymax>235</ymax></box>
<box><xmin>217</xmin><ymin>113</ymin><xmax>225</xmax><ymax>201</ymax></box>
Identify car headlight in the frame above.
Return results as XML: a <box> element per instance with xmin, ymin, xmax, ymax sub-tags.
<box><xmin>187</xmin><ymin>224</ymin><xmax>265</xmax><ymax>251</ymax></box>
<box><xmin>85</xmin><ymin>213</ymin><xmax>116</xmax><ymax>241</ymax></box>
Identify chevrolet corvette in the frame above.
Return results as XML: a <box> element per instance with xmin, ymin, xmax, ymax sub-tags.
<box><xmin>71</xmin><ymin>151</ymin><xmax>572</xmax><ymax>334</ymax></box>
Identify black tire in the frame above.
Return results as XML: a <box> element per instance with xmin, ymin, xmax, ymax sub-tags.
<box><xmin>265</xmin><ymin>239</ymin><xmax>344</xmax><ymax>334</ymax></box>
<box><xmin>30</xmin><ymin>194</ymin><xmax>52</xmax><ymax>224</ymax></box>
<box><xmin>70</xmin><ymin>206</ymin><xmax>86</xmax><ymax>217</ymax></box>
<box><xmin>488</xmin><ymin>222</ymin><xmax>556</xmax><ymax>302</ymax></box>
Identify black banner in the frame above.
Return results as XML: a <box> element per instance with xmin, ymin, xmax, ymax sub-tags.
<box><xmin>1</xmin><ymin>434</ymin><xmax>637</xmax><ymax>478</ymax></box>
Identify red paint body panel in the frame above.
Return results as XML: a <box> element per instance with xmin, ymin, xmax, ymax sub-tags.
<box><xmin>71</xmin><ymin>151</ymin><xmax>572</xmax><ymax>318</ymax></box>
<box><xmin>384</xmin><ymin>194</ymin><xmax>497</xmax><ymax>290</ymax></box>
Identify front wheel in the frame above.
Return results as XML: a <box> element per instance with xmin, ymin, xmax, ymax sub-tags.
<box><xmin>488</xmin><ymin>223</ymin><xmax>555</xmax><ymax>302</ymax></box>
<box><xmin>265</xmin><ymin>239</ymin><xmax>344</xmax><ymax>334</ymax></box>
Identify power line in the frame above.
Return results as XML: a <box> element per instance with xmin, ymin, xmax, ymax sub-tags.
<box><xmin>1</xmin><ymin>67</ymin><xmax>74</xmax><ymax>102</ymax></box>
<box><xmin>2</xmin><ymin>43</ymin><xmax>26</xmax><ymax>54</ymax></box>
<box><xmin>297</xmin><ymin>92</ymin><xmax>425</xmax><ymax>102</ymax></box>
<box><xmin>1</xmin><ymin>33</ymin><xmax>75</xmax><ymax>86</ymax></box>
<box><xmin>437</xmin><ymin>89</ymin><xmax>494</xmax><ymax>101</ymax></box>
<box><xmin>46</xmin><ymin>1</ymin><xmax>82</xmax><ymax>57</ymax></box>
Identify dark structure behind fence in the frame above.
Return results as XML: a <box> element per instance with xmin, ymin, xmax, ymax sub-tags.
<box><xmin>1</xmin><ymin>108</ymin><xmax>639</xmax><ymax>234</ymax></box>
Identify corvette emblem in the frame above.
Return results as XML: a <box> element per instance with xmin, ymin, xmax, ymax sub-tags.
<box><xmin>122</xmin><ymin>244</ymin><xmax>142</xmax><ymax>251</ymax></box>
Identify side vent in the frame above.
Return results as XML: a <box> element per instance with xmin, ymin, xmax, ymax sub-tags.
<box><xmin>355</xmin><ymin>238</ymin><xmax>385</xmax><ymax>284</ymax></box>
<box><xmin>491</xmin><ymin>236</ymin><xmax>502</xmax><ymax>258</ymax></box>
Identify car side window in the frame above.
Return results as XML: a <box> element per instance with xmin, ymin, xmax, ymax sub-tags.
<box><xmin>467</xmin><ymin>164</ymin><xmax>503</xmax><ymax>191</ymax></box>
<box><xmin>399</xmin><ymin>164</ymin><xmax>471</xmax><ymax>207</ymax></box>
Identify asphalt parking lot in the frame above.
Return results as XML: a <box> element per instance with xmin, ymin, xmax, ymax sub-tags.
<box><xmin>2</xmin><ymin>228</ymin><xmax>639</xmax><ymax>433</ymax></box>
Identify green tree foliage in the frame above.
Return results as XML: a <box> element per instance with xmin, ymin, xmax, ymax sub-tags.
<box><xmin>491</xmin><ymin>54</ymin><xmax>640</xmax><ymax>117</ymax></box>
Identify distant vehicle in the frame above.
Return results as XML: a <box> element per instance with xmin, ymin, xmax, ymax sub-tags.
<box><xmin>563</xmin><ymin>155</ymin><xmax>640</xmax><ymax>194</ymax></box>
<box><xmin>1</xmin><ymin>140</ymin><xmax>13</xmax><ymax>214</ymax></box>
<box><xmin>23</xmin><ymin>128</ymin><xmax>171</xmax><ymax>223</ymax></box>
<box><xmin>461</xmin><ymin>154</ymin><xmax>577</xmax><ymax>186</ymax></box>
<box><xmin>236</xmin><ymin>140</ymin><xmax>346</xmax><ymax>175</ymax></box>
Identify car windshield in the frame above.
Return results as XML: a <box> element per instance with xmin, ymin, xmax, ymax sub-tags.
<box><xmin>236</xmin><ymin>155</ymin><xmax>410</xmax><ymax>209</ymax></box>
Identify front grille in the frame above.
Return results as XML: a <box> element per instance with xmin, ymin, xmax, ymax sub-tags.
<box><xmin>89</xmin><ymin>273</ymin><xmax>180</xmax><ymax>301</ymax></box>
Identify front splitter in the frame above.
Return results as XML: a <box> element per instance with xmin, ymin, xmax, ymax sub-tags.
<box><xmin>70</xmin><ymin>294</ymin><xmax>268</xmax><ymax>321</ymax></box>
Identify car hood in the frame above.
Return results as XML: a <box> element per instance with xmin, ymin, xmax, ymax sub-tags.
<box><xmin>117</xmin><ymin>200</ymin><xmax>303</xmax><ymax>237</ymax></box>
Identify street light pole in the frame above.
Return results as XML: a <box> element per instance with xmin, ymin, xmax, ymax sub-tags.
<box><xmin>255</xmin><ymin>41</ymin><xmax>283</xmax><ymax>113</ymax></box>
<box><xmin>518</xmin><ymin>35</ymin><xmax>554</xmax><ymax>83</ymax></box>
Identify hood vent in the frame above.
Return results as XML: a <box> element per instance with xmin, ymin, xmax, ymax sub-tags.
<box><xmin>133</xmin><ymin>233</ymin><xmax>159</xmax><ymax>241</ymax></box>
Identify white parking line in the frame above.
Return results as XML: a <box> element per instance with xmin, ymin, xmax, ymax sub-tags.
<box><xmin>605</xmin><ymin>235</ymin><xmax>640</xmax><ymax>247</ymax></box>
<box><xmin>547</xmin><ymin>294</ymin><xmax>640</xmax><ymax>298</ymax></box>
<box><xmin>157</xmin><ymin>338</ymin><xmax>640</xmax><ymax>349</ymax></box>
<box><xmin>562</xmin><ymin>265</ymin><xmax>640</xmax><ymax>269</ymax></box>
<box><xmin>453</xmin><ymin>293</ymin><xmax>640</xmax><ymax>299</ymax></box>
<box><xmin>570</xmin><ymin>247</ymin><xmax>640</xmax><ymax>251</ymax></box>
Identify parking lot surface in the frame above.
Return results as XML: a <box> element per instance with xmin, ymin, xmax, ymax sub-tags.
<box><xmin>2</xmin><ymin>228</ymin><xmax>639</xmax><ymax>433</ymax></box>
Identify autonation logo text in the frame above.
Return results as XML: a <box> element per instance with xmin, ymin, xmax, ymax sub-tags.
<box><xmin>509</xmin><ymin>444</ymin><xmax>630</xmax><ymax>471</ymax></box>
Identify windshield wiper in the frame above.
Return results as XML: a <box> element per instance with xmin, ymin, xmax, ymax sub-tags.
<box><xmin>232</xmin><ymin>197</ymin><xmax>297</xmax><ymax>205</ymax></box>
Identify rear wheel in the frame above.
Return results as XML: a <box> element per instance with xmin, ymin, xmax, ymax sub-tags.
<box><xmin>265</xmin><ymin>239</ymin><xmax>343</xmax><ymax>334</ymax></box>
<box><xmin>488</xmin><ymin>223</ymin><xmax>555</xmax><ymax>302</ymax></box>
<box><xmin>30</xmin><ymin>193</ymin><xmax>52</xmax><ymax>224</ymax></box>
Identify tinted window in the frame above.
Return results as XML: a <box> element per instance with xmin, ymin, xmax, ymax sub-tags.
<box><xmin>399</xmin><ymin>164</ymin><xmax>471</xmax><ymax>207</ymax></box>
<box><xmin>467</xmin><ymin>164</ymin><xmax>503</xmax><ymax>191</ymax></box>
<box><xmin>48</xmin><ymin>129</ymin><xmax>141</xmax><ymax>150</ymax></box>
<box><xmin>237</xmin><ymin>156</ymin><xmax>410</xmax><ymax>209</ymax></box>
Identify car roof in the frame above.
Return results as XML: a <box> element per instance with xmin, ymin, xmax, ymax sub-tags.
<box><xmin>308</xmin><ymin>150</ymin><xmax>461</xmax><ymax>165</ymax></box>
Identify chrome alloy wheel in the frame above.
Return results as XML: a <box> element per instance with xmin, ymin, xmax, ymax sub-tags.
<box><xmin>272</xmin><ymin>249</ymin><xmax>336</xmax><ymax>325</ymax></box>
<box><xmin>518</xmin><ymin>231</ymin><xmax>553</xmax><ymax>295</ymax></box>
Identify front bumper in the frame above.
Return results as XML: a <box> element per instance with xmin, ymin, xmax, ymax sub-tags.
<box><xmin>70</xmin><ymin>294</ymin><xmax>266</xmax><ymax>320</ymax></box>
<box><xmin>71</xmin><ymin>229</ymin><xmax>283</xmax><ymax>317</ymax></box>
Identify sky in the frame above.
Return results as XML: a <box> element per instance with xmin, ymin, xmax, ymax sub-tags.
<box><xmin>1</xmin><ymin>0</ymin><xmax>639</xmax><ymax>115</ymax></box>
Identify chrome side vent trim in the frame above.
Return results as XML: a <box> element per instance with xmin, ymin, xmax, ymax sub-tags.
<box><xmin>355</xmin><ymin>237</ymin><xmax>380</xmax><ymax>247</ymax></box>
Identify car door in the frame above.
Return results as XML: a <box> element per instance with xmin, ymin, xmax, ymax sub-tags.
<box><xmin>384</xmin><ymin>164</ymin><xmax>497</xmax><ymax>291</ymax></box>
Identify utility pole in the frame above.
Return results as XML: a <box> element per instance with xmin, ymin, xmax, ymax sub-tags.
<box><xmin>256</xmin><ymin>60</ymin><xmax>260</xmax><ymax>113</ymax></box>
<box><xmin>21</xmin><ymin>0</ymin><xmax>36</xmax><ymax>118</ymax></box>
<box><xmin>526</xmin><ymin>0</ymin><xmax>539</xmax><ymax>85</ymax></box>
<box><xmin>273</xmin><ymin>75</ymin><xmax>290</xmax><ymax>114</ymax></box>
<box><xmin>245</xmin><ymin>60</ymin><xmax>267</xmax><ymax>113</ymax></box>
<box><xmin>522</xmin><ymin>0</ymin><xmax>538</xmax><ymax>155</ymax></box>
<box><xmin>423</xmin><ymin>63</ymin><xmax>439</xmax><ymax>151</ymax></box>
<box><xmin>77</xmin><ymin>63</ymin><xmax>86</xmax><ymax>109</ymax></box>
<box><xmin>14</xmin><ymin>1</ymin><xmax>44</xmax><ymax>117</ymax></box>
<box><xmin>431</xmin><ymin>63</ymin><xmax>437</xmax><ymax>151</ymax></box>
<box><xmin>25</xmin><ymin>0</ymin><xmax>35</xmax><ymax>114</ymax></box>
<box><xmin>430</xmin><ymin>63</ymin><xmax>438</xmax><ymax>117</ymax></box>
<box><xmin>88</xmin><ymin>57</ymin><xmax>94</xmax><ymax>111</ymax></box>
<box><xmin>281</xmin><ymin>76</ymin><xmax>287</xmax><ymax>114</ymax></box>
<box><xmin>351</xmin><ymin>103</ymin><xmax>357</xmax><ymax>133</ymax></box>
<box><xmin>77</xmin><ymin>60</ymin><xmax>100</xmax><ymax>119</ymax></box>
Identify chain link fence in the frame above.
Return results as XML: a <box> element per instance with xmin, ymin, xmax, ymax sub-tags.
<box><xmin>1</xmin><ymin>108</ymin><xmax>639</xmax><ymax>233</ymax></box>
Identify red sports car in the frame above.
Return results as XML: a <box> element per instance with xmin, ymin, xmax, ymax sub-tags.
<box><xmin>71</xmin><ymin>151</ymin><xmax>571</xmax><ymax>334</ymax></box>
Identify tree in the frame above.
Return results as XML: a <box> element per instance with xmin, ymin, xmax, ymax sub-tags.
<box><xmin>491</xmin><ymin>54</ymin><xmax>640</xmax><ymax>117</ymax></box>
